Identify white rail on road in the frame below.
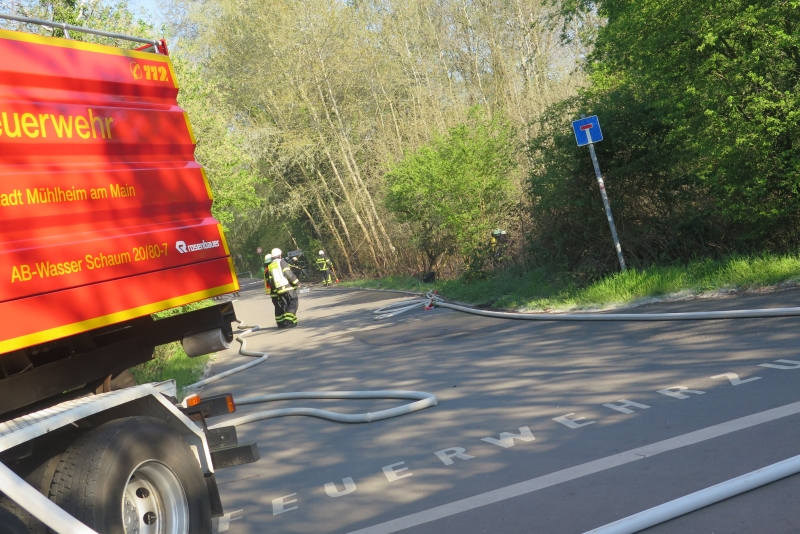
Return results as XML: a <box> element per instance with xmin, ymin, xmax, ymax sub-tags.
<box><xmin>584</xmin><ymin>453</ymin><xmax>800</xmax><ymax>534</ymax></box>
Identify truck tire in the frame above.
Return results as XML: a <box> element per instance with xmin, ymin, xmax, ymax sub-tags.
<box><xmin>49</xmin><ymin>417</ymin><xmax>211</xmax><ymax>534</ymax></box>
<box><xmin>0</xmin><ymin>454</ymin><xmax>61</xmax><ymax>534</ymax></box>
<box><xmin>0</xmin><ymin>507</ymin><xmax>31</xmax><ymax>534</ymax></box>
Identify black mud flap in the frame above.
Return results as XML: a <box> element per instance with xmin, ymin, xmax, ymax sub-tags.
<box><xmin>210</xmin><ymin>443</ymin><xmax>260</xmax><ymax>470</ymax></box>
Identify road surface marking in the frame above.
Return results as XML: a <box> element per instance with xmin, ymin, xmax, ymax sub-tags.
<box><xmin>711</xmin><ymin>372</ymin><xmax>761</xmax><ymax>385</ymax></box>
<box><xmin>383</xmin><ymin>462</ymin><xmax>413</xmax><ymax>482</ymax></box>
<box><xmin>346</xmin><ymin>400</ymin><xmax>800</xmax><ymax>534</ymax></box>
<box><xmin>759</xmin><ymin>359</ymin><xmax>800</xmax><ymax>370</ymax></box>
<box><xmin>325</xmin><ymin>477</ymin><xmax>357</xmax><ymax>497</ymax></box>
<box><xmin>553</xmin><ymin>412</ymin><xmax>596</xmax><ymax>429</ymax></box>
<box><xmin>602</xmin><ymin>399</ymin><xmax>651</xmax><ymax>414</ymax></box>
<box><xmin>272</xmin><ymin>493</ymin><xmax>298</xmax><ymax>515</ymax></box>
<box><xmin>657</xmin><ymin>386</ymin><xmax>705</xmax><ymax>399</ymax></box>
<box><xmin>434</xmin><ymin>447</ymin><xmax>475</xmax><ymax>465</ymax></box>
<box><xmin>480</xmin><ymin>426</ymin><xmax>535</xmax><ymax>448</ymax></box>
<box><xmin>211</xmin><ymin>509</ymin><xmax>242</xmax><ymax>533</ymax></box>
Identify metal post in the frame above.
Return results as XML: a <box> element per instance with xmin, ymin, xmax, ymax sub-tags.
<box><xmin>587</xmin><ymin>142</ymin><xmax>626</xmax><ymax>272</ymax></box>
<box><xmin>0</xmin><ymin>13</ymin><xmax>160</xmax><ymax>46</ymax></box>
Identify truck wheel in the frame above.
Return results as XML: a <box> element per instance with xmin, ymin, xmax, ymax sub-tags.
<box><xmin>0</xmin><ymin>453</ymin><xmax>62</xmax><ymax>534</ymax></box>
<box><xmin>49</xmin><ymin>417</ymin><xmax>211</xmax><ymax>534</ymax></box>
<box><xmin>0</xmin><ymin>507</ymin><xmax>31</xmax><ymax>534</ymax></box>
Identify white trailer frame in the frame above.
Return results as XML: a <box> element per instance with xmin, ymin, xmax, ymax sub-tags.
<box><xmin>0</xmin><ymin>382</ymin><xmax>213</xmax><ymax>534</ymax></box>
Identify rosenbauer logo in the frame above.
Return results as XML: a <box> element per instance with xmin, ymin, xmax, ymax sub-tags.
<box><xmin>176</xmin><ymin>240</ymin><xmax>220</xmax><ymax>254</ymax></box>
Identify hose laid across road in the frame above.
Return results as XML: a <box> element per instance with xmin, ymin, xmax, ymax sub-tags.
<box><xmin>584</xmin><ymin>452</ymin><xmax>800</xmax><ymax>534</ymax></box>
<box><xmin>203</xmin><ymin>286</ymin><xmax>800</xmax><ymax>532</ymax></box>
<box><xmin>187</xmin><ymin>323</ymin><xmax>437</xmax><ymax>430</ymax></box>
<box><xmin>373</xmin><ymin>294</ymin><xmax>438</xmax><ymax>320</ymax></box>
<box><xmin>367</xmin><ymin>287</ymin><xmax>800</xmax><ymax>534</ymax></box>
<box><xmin>373</xmin><ymin>291</ymin><xmax>800</xmax><ymax>321</ymax></box>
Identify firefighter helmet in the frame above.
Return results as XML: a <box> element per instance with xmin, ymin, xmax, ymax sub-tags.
<box><xmin>271</xmin><ymin>248</ymin><xmax>282</xmax><ymax>258</ymax></box>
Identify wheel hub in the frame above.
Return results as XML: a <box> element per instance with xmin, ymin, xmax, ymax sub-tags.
<box><xmin>122</xmin><ymin>461</ymin><xmax>189</xmax><ymax>534</ymax></box>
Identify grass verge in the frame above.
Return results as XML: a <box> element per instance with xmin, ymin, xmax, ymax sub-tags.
<box><xmin>128</xmin><ymin>300</ymin><xmax>215</xmax><ymax>397</ymax></box>
<box><xmin>340</xmin><ymin>253</ymin><xmax>800</xmax><ymax>311</ymax></box>
<box><xmin>128</xmin><ymin>342</ymin><xmax>210</xmax><ymax>395</ymax></box>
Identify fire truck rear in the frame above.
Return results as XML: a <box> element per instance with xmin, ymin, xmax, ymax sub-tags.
<box><xmin>0</xmin><ymin>14</ymin><xmax>256</xmax><ymax>534</ymax></box>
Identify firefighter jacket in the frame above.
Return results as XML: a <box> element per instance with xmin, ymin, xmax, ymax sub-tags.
<box><xmin>266</xmin><ymin>258</ymin><xmax>299</xmax><ymax>296</ymax></box>
<box><xmin>263</xmin><ymin>268</ymin><xmax>272</xmax><ymax>295</ymax></box>
<box><xmin>316</xmin><ymin>257</ymin><xmax>333</xmax><ymax>271</ymax></box>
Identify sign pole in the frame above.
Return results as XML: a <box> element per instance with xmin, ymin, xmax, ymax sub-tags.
<box><xmin>572</xmin><ymin>114</ymin><xmax>626</xmax><ymax>272</ymax></box>
<box><xmin>587</xmin><ymin>141</ymin><xmax>626</xmax><ymax>272</ymax></box>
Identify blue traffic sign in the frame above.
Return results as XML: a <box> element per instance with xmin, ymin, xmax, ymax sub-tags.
<box><xmin>572</xmin><ymin>115</ymin><xmax>603</xmax><ymax>146</ymax></box>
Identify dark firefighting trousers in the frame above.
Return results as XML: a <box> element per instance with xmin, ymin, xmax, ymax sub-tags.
<box><xmin>274</xmin><ymin>289</ymin><xmax>299</xmax><ymax>328</ymax></box>
<box><xmin>319</xmin><ymin>269</ymin><xmax>332</xmax><ymax>286</ymax></box>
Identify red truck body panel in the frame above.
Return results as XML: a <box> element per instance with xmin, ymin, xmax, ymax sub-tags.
<box><xmin>0</xmin><ymin>29</ymin><xmax>238</xmax><ymax>354</ymax></box>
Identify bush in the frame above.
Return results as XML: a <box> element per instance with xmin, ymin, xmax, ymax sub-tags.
<box><xmin>529</xmin><ymin>0</ymin><xmax>800</xmax><ymax>276</ymax></box>
<box><xmin>386</xmin><ymin>107</ymin><xmax>520</xmax><ymax>271</ymax></box>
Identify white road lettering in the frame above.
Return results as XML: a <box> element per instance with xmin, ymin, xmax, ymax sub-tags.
<box><xmin>758</xmin><ymin>359</ymin><xmax>800</xmax><ymax>370</ymax></box>
<box><xmin>434</xmin><ymin>447</ymin><xmax>475</xmax><ymax>465</ymax></box>
<box><xmin>481</xmin><ymin>426</ymin><xmax>535</xmax><ymax>448</ymax></box>
<box><xmin>383</xmin><ymin>462</ymin><xmax>412</xmax><ymax>482</ymax></box>
<box><xmin>712</xmin><ymin>372</ymin><xmax>761</xmax><ymax>385</ymax></box>
<box><xmin>602</xmin><ymin>399</ymin><xmax>650</xmax><ymax>414</ymax></box>
<box><xmin>212</xmin><ymin>509</ymin><xmax>242</xmax><ymax>533</ymax></box>
<box><xmin>346</xmin><ymin>400</ymin><xmax>800</xmax><ymax>534</ymax></box>
<box><xmin>271</xmin><ymin>355</ymin><xmax>792</xmax><ymax>527</ymax></box>
<box><xmin>553</xmin><ymin>413</ymin><xmax>596</xmax><ymax>429</ymax></box>
<box><xmin>657</xmin><ymin>386</ymin><xmax>705</xmax><ymax>400</ymax></box>
<box><xmin>272</xmin><ymin>493</ymin><xmax>298</xmax><ymax>515</ymax></box>
<box><xmin>325</xmin><ymin>477</ymin><xmax>357</xmax><ymax>497</ymax></box>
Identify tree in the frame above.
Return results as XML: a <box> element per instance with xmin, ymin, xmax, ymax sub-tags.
<box><xmin>172</xmin><ymin>56</ymin><xmax>263</xmax><ymax>228</ymax></box>
<box><xmin>386</xmin><ymin>109</ymin><xmax>519</xmax><ymax>271</ymax></box>
<box><xmin>592</xmin><ymin>0</ymin><xmax>800</xmax><ymax>248</ymax></box>
<box><xmin>529</xmin><ymin>0</ymin><xmax>800</xmax><ymax>275</ymax></box>
<box><xmin>164</xmin><ymin>0</ymin><xmax>587</xmax><ymax>277</ymax></box>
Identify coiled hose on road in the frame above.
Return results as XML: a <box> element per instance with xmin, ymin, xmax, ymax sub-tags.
<box><xmin>0</xmin><ymin>314</ymin><xmax>438</xmax><ymax>534</ymax></box>
<box><xmin>185</xmin><ymin>324</ymin><xmax>438</xmax><ymax>430</ymax></box>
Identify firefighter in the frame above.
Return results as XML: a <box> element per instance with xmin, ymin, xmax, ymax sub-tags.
<box><xmin>264</xmin><ymin>252</ymin><xmax>286</xmax><ymax>324</ymax></box>
<box><xmin>266</xmin><ymin>248</ymin><xmax>300</xmax><ymax>328</ymax></box>
<box><xmin>263</xmin><ymin>253</ymin><xmax>281</xmax><ymax>321</ymax></box>
<box><xmin>316</xmin><ymin>250</ymin><xmax>333</xmax><ymax>286</ymax></box>
<box><xmin>262</xmin><ymin>253</ymin><xmax>273</xmax><ymax>289</ymax></box>
<box><xmin>490</xmin><ymin>229</ymin><xmax>509</xmax><ymax>267</ymax></box>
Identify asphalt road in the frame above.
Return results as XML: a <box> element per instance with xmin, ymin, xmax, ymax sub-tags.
<box><xmin>203</xmin><ymin>283</ymin><xmax>800</xmax><ymax>534</ymax></box>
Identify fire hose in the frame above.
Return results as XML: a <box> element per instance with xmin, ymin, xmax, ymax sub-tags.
<box><xmin>373</xmin><ymin>291</ymin><xmax>800</xmax><ymax>322</ymax></box>
<box><xmin>186</xmin><ymin>324</ymin><xmax>438</xmax><ymax>430</ymax></box>
<box><xmin>369</xmin><ymin>289</ymin><xmax>800</xmax><ymax>533</ymax></box>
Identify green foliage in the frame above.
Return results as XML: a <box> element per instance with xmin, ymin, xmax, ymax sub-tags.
<box><xmin>528</xmin><ymin>87</ymin><xmax>721</xmax><ymax>274</ymax></box>
<box><xmin>128</xmin><ymin>300</ymin><xmax>216</xmax><ymax>397</ymax></box>
<box><xmin>385</xmin><ymin>109</ymin><xmax>519</xmax><ymax>270</ymax></box>
<box><xmin>594</xmin><ymin>0</ymin><xmax>800</xmax><ymax>241</ymax></box>
<box><xmin>151</xmin><ymin>299</ymin><xmax>215</xmax><ymax>320</ymax></box>
<box><xmin>352</xmin><ymin>252</ymin><xmax>800</xmax><ymax>311</ymax></box>
<box><xmin>529</xmin><ymin>0</ymin><xmax>800</xmax><ymax>274</ymax></box>
<box><xmin>128</xmin><ymin>342</ymin><xmax>209</xmax><ymax>398</ymax></box>
<box><xmin>4</xmin><ymin>0</ymin><xmax>154</xmax><ymax>45</ymax></box>
<box><xmin>172</xmin><ymin>57</ymin><xmax>264</xmax><ymax>228</ymax></box>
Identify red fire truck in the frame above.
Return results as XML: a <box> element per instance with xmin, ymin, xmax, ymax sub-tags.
<box><xmin>0</xmin><ymin>14</ymin><xmax>256</xmax><ymax>534</ymax></box>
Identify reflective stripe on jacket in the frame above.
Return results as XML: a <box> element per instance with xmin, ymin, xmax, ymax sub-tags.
<box><xmin>267</xmin><ymin>259</ymin><xmax>299</xmax><ymax>295</ymax></box>
<box><xmin>316</xmin><ymin>257</ymin><xmax>332</xmax><ymax>271</ymax></box>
